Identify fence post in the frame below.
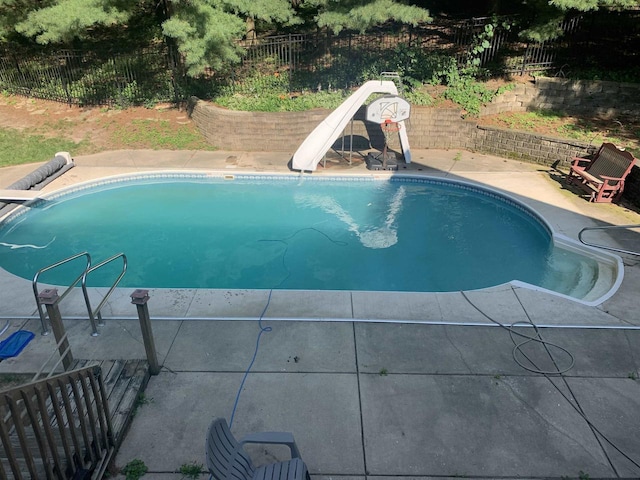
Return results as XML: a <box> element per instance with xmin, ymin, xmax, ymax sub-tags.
<box><xmin>130</xmin><ymin>289</ymin><xmax>160</xmax><ymax>375</ymax></box>
<box><xmin>38</xmin><ymin>288</ymin><xmax>74</xmax><ymax>370</ymax></box>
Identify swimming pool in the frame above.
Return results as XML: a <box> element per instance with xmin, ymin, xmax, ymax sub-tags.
<box><xmin>0</xmin><ymin>173</ymin><xmax>622</xmax><ymax>302</ymax></box>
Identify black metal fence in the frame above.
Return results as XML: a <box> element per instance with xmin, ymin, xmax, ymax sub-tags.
<box><xmin>0</xmin><ymin>44</ymin><xmax>178</xmax><ymax>106</ymax></box>
<box><xmin>228</xmin><ymin>16</ymin><xmax>583</xmax><ymax>92</ymax></box>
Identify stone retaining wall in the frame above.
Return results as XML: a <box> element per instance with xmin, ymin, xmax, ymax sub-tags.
<box><xmin>482</xmin><ymin>77</ymin><xmax>640</xmax><ymax>118</ymax></box>
<box><xmin>188</xmin><ymin>98</ymin><xmax>598</xmax><ymax>165</ymax></box>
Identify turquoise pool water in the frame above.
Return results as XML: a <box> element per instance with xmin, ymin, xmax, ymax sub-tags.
<box><xmin>0</xmin><ymin>174</ymin><xmax>599</xmax><ymax>296</ymax></box>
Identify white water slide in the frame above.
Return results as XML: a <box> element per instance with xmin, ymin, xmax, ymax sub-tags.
<box><xmin>291</xmin><ymin>80</ymin><xmax>412</xmax><ymax>172</ymax></box>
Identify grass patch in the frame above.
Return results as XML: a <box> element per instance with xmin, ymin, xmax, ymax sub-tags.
<box><xmin>0</xmin><ymin>128</ymin><xmax>85</xmax><ymax>167</ymax></box>
<box><xmin>179</xmin><ymin>462</ymin><xmax>204</xmax><ymax>479</ymax></box>
<box><xmin>121</xmin><ymin>459</ymin><xmax>148</xmax><ymax>480</ymax></box>
<box><xmin>111</xmin><ymin>119</ymin><xmax>216</xmax><ymax>150</ymax></box>
<box><xmin>214</xmin><ymin>90</ymin><xmax>349</xmax><ymax>112</ymax></box>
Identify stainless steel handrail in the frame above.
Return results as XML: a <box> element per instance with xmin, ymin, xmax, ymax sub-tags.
<box><xmin>578</xmin><ymin>224</ymin><xmax>640</xmax><ymax>257</ymax></box>
<box><xmin>32</xmin><ymin>251</ymin><xmax>91</xmax><ymax>335</ymax></box>
<box><xmin>81</xmin><ymin>253</ymin><xmax>127</xmax><ymax>336</ymax></box>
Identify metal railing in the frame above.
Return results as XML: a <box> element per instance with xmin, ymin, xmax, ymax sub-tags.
<box><xmin>33</xmin><ymin>252</ymin><xmax>91</xmax><ymax>335</ymax></box>
<box><xmin>0</xmin><ymin>364</ymin><xmax>114</xmax><ymax>479</ymax></box>
<box><xmin>578</xmin><ymin>224</ymin><xmax>640</xmax><ymax>257</ymax></box>
<box><xmin>33</xmin><ymin>252</ymin><xmax>127</xmax><ymax>336</ymax></box>
<box><xmin>81</xmin><ymin>253</ymin><xmax>128</xmax><ymax>336</ymax></box>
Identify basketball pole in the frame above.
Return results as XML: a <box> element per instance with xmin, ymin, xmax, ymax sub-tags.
<box><xmin>380</xmin><ymin>119</ymin><xmax>401</xmax><ymax>170</ymax></box>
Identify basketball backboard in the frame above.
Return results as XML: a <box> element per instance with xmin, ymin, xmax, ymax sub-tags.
<box><xmin>365</xmin><ymin>95</ymin><xmax>411</xmax><ymax>123</ymax></box>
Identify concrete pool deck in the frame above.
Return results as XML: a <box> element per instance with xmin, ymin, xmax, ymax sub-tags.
<box><xmin>1</xmin><ymin>148</ymin><xmax>640</xmax><ymax>479</ymax></box>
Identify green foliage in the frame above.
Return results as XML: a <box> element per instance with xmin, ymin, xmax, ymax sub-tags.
<box><xmin>121</xmin><ymin>459</ymin><xmax>148</xmax><ymax>480</ymax></box>
<box><xmin>496</xmin><ymin>83</ymin><xmax>516</xmax><ymax>96</ymax></box>
<box><xmin>442</xmin><ymin>73</ymin><xmax>494</xmax><ymax>116</ymax></box>
<box><xmin>518</xmin><ymin>0</ymin><xmax>638</xmax><ymax>42</ymax></box>
<box><xmin>179</xmin><ymin>462</ymin><xmax>204</xmax><ymax>479</ymax></box>
<box><xmin>388</xmin><ymin>43</ymin><xmax>443</xmax><ymax>87</ymax></box>
<box><xmin>310</xmin><ymin>0</ymin><xmax>432</xmax><ymax>34</ymax></box>
<box><xmin>414</xmin><ymin>20</ymin><xmax>513</xmax><ymax>116</ymax></box>
<box><xmin>1</xmin><ymin>0</ymin><xmax>431</xmax><ymax>79</ymax></box>
<box><xmin>463</xmin><ymin>20</ymin><xmax>504</xmax><ymax>71</ymax></box>
<box><xmin>548</xmin><ymin>0</ymin><xmax>637</xmax><ymax>11</ymax></box>
<box><xmin>214</xmin><ymin>67</ymin><xmax>349</xmax><ymax>111</ymax></box>
<box><xmin>2</xmin><ymin>0</ymin><xmax>294</xmax><ymax>78</ymax></box>
<box><xmin>404</xmin><ymin>89</ymin><xmax>434</xmax><ymax>107</ymax></box>
<box><xmin>161</xmin><ymin>3</ymin><xmax>245</xmax><ymax>76</ymax></box>
<box><xmin>215</xmin><ymin>89</ymin><xmax>348</xmax><ymax>112</ymax></box>
<box><xmin>14</xmin><ymin>0</ymin><xmax>131</xmax><ymax>44</ymax></box>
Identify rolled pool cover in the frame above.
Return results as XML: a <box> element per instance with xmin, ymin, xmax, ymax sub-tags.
<box><xmin>6</xmin><ymin>151</ymin><xmax>74</xmax><ymax>191</ymax></box>
<box><xmin>0</xmin><ymin>152</ymin><xmax>74</xmax><ymax>213</ymax></box>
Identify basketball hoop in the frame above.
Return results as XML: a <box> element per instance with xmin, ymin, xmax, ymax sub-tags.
<box><xmin>381</xmin><ymin>118</ymin><xmax>401</xmax><ymax>136</ymax></box>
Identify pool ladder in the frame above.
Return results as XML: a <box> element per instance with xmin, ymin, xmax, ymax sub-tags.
<box><xmin>32</xmin><ymin>252</ymin><xmax>127</xmax><ymax>336</ymax></box>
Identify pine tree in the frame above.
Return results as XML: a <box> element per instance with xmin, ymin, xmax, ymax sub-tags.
<box><xmin>517</xmin><ymin>0</ymin><xmax>640</xmax><ymax>41</ymax></box>
<box><xmin>1</xmin><ymin>0</ymin><xmax>433</xmax><ymax>76</ymax></box>
<box><xmin>307</xmin><ymin>0</ymin><xmax>432</xmax><ymax>34</ymax></box>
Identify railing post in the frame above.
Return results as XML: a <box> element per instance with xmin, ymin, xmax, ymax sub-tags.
<box><xmin>38</xmin><ymin>288</ymin><xmax>74</xmax><ymax>370</ymax></box>
<box><xmin>130</xmin><ymin>289</ymin><xmax>160</xmax><ymax>375</ymax></box>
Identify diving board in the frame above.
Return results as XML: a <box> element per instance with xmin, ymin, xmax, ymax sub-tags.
<box><xmin>0</xmin><ymin>189</ymin><xmax>41</xmax><ymax>202</ymax></box>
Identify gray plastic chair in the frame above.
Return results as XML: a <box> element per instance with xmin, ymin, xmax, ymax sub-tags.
<box><xmin>206</xmin><ymin>418</ymin><xmax>311</xmax><ymax>480</ymax></box>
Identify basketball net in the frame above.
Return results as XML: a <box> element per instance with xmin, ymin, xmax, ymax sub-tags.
<box><xmin>380</xmin><ymin>119</ymin><xmax>400</xmax><ymax>169</ymax></box>
<box><xmin>380</xmin><ymin>118</ymin><xmax>401</xmax><ymax>145</ymax></box>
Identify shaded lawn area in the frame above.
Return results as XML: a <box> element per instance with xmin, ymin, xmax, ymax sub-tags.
<box><xmin>0</xmin><ymin>128</ymin><xmax>82</xmax><ymax>168</ymax></box>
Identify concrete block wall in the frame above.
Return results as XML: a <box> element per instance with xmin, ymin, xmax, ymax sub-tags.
<box><xmin>531</xmin><ymin>78</ymin><xmax>640</xmax><ymax>117</ymax></box>
<box><xmin>473</xmin><ymin>126</ymin><xmax>593</xmax><ymax>165</ymax></box>
<box><xmin>188</xmin><ymin>98</ymin><xmax>398</xmax><ymax>152</ymax></box>
<box><xmin>480</xmin><ymin>83</ymin><xmax>536</xmax><ymax>116</ymax></box>
<box><xmin>483</xmin><ymin>77</ymin><xmax>640</xmax><ymax>118</ymax></box>
<box><xmin>188</xmin><ymin>98</ymin><xmax>480</xmax><ymax>152</ymax></box>
<box><xmin>407</xmin><ymin>107</ymin><xmax>477</xmax><ymax>149</ymax></box>
<box><xmin>188</xmin><ymin>97</ymin><xmax>591</xmax><ymax>163</ymax></box>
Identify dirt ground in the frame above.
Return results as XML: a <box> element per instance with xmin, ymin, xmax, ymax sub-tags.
<box><xmin>0</xmin><ymin>95</ymin><xmax>200</xmax><ymax>152</ymax></box>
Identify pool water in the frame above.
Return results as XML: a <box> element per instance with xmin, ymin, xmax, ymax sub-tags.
<box><xmin>0</xmin><ymin>175</ymin><xmax>600</xmax><ymax>296</ymax></box>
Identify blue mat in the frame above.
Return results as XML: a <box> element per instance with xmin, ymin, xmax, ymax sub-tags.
<box><xmin>0</xmin><ymin>330</ymin><xmax>35</xmax><ymax>360</ymax></box>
